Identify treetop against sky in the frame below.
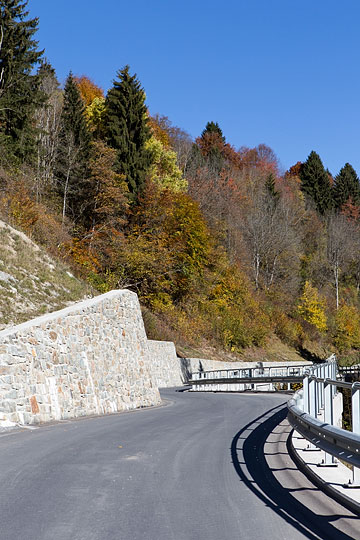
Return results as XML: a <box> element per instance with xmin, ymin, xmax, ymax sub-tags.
<box><xmin>29</xmin><ymin>0</ymin><xmax>360</xmax><ymax>176</ymax></box>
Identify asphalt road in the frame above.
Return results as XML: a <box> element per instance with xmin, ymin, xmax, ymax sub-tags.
<box><xmin>0</xmin><ymin>389</ymin><xmax>358</xmax><ymax>540</ymax></box>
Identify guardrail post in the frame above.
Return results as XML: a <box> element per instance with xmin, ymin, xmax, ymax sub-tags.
<box><xmin>319</xmin><ymin>365</ymin><xmax>324</xmax><ymax>411</ymax></box>
<box><xmin>303</xmin><ymin>374</ymin><xmax>309</xmax><ymax>414</ymax></box>
<box><xmin>309</xmin><ymin>377</ymin><xmax>317</xmax><ymax>418</ymax></box>
<box><xmin>331</xmin><ymin>361</ymin><xmax>337</xmax><ymax>399</ymax></box>
<box><xmin>348</xmin><ymin>383</ymin><xmax>360</xmax><ymax>486</ymax></box>
<box><xmin>319</xmin><ymin>379</ymin><xmax>337</xmax><ymax>466</ymax></box>
<box><xmin>305</xmin><ymin>376</ymin><xmax>317</xmax><ymax>450</ymax></box>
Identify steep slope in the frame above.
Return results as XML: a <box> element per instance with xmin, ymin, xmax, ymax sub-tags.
<box><xmin>0</xmin><ymin>220</ymin><xmax>94</xmax><ymax>330</ymax></box>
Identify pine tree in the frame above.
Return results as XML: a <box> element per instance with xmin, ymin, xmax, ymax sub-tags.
<box><xmin>55</xmin><ymin>72</ymin><xmax>91</xmax><ymax>224</ymax></box>
<box><xmin>265</xmin><ymin>172</ymin><xmax>280</xmax><ymax>202</ymax></box>
<box><xmin>333</xmin><ymin>163</ymin><xmax>360</xmax><ymax>209</ymax></box>
<box><xmin>105</xmin><ymin>65</ymin><xmax>151</xmax><ymax>197</ymax></box>
<box><xmin>299</xmin><ymin>151</ymin><xmax>333</xmax><ymax>214</ymax></box>
<box><xmin>0</xmin><ymin>0</ymin><xmax>44</xmax><ymax>161</ymax></box>
<box><xmin>198</xmin><ymin>121</ymin><xmax>225</xmax><ymax>172</ymax></box>
<box><xmin>201</xmin><ymin>121</ymin><xmax>225</xmax><ymax>143</ymax></box>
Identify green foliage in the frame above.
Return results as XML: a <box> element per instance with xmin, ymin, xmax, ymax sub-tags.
<box><xmin>333</xmin><ymin>163</ymin><xmax>360</xmax><ymax>209</ymax></box>
<box><xmin>0</xmin><ymin>0</ymin><xmax>44</xmax><ymax>161</ymax></box>
<box><xmin>55</xmin><ymin>72</ymin><xmax>91</xmax><ymax>223</ymax></box>
<box><xmin>2</xmin><ymin>3</ymin><xmax>360</xmax><ymax>360</ymax></box>
<box><xmin>297</xmin><ymin>281</ymin><xmax>327</xmax><ymax>332</ymax></box>
<box><xmin>265</xmin><ymin>172</ymin><xmax>280</xmax><ymax>201</ymax></box>
<box><xmin>105</xmin><ymin>66</ymin><xmax>151</xmax><ymax>198</ymax></box>
<box><xmin>300</xmin><ymin>151</ymin><xmax>333</xmax><ymax>214</ymax></box>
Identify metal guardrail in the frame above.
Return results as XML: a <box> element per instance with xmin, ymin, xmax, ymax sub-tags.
<box><xmin>339</xmin><ymin>364</ymin><xmax>360</xmax><ymax>375</ymax></box>
<box><xmin>189</xmin><ymin>364</ymin><xmax>309</xmax><ymax>389</ymax></box>
<box><xmin>287</xmin><ymin>355</ymin><xmax>360</xmax><ymax>487</ymax></box>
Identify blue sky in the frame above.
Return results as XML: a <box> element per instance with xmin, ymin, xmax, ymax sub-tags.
<box><xmin>29</xmin><ymin>0</ymin><xmax>360</xmax><ymax>176</ymax></box>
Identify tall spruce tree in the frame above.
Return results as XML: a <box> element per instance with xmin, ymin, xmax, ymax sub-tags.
<box><xmin>333</xmin><ymin>163</ymin><xmax>360</xmax><ymax>209</ymax></box>
<box><xmin>198</xmin><ymin>121</ymin><xmax>225</xmax><ymax>172</ymax></box>
<box><xmin>0</xmin><ymin>0</ymin><xmax>44</xmax><ymax>161</ymax></box>
<box><xmin>201</xmin><ymin>121</ymin><xmax>226</xmax><ymax>143</ymax></box>
<box><xmin>105</xmin><ymin>65</ymin><xmax>151</xmax><ymax>197</ymax></box>
<box><xmin>55</xmin><ymin>72</ymin><xmax>91</xmax><ymax>224</ymax></box>
<box><xmin>265</xmin><ymin>172</ymin><xmax>280</xmax><ymax>202</ymax></box>
<box><xmin>299</xmin><ymin>151</ymin><xmax>333</xmax><ymax>214</ymax></box>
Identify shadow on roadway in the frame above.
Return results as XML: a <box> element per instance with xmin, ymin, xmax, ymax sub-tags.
<box><xmin>231</xmin><ymin>405</ymin><xmax>358</xmax><ymax>540</ymax></box>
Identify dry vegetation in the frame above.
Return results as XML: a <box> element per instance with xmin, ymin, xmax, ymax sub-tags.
<box><xmin>0</xmin><ymin>220</ymin><xmax>94</xmax><ymax>330</ymax></box>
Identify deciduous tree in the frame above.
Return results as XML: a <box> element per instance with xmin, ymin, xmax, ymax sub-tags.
<box><xmin>34</xmin><ymin>61</ymin><xmax>62</xmax><ymax>201</ymax></box>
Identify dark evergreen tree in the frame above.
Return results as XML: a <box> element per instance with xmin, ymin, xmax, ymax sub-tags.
<box><xmin>333</xmin><ymin>163</ymin><xmax>360</xmax><ymax>209</ymax></box>
<box><xmin>55</xmin><ymin>72</ymin><xmax>91</xmax><ymax>224</ymax></box>
<box><xmin>198</xmin><ymin>121</ymin><xmax>225</xmax><ymax>173</ymax></box>
<box><xmin>0</xmin><ymin>0</ymin><xmax>44</xmax><ymax>161</ymax></box>
<box><xmin>265</xmin><ymin>172</ymin><xmax>280</xmax><ymax>202</ymax></box>
<box><xmin>299</xmin><ymin>151</ymin><xmax>333</xmax><ymax>214</ymax></box>
<box><xmin>201</xmin><ymin>121</ymin><xmax>226</xmax><ymax>143</ymax></box>
<box><xmin>105</xmin><ymin>65</ymin><xmax>151</xmax><ymax>197</ymax></box>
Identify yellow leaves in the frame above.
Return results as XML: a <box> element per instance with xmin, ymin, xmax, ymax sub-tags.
<box><xmin>85</xmin><ymin>96</ymin><xmax>106</xmax><ymax>137</ymax></box>
<box><xmin>203</xmin><ymin>264</ymin><xmax>270</xmax><ymax>351</ymax></box>
<box><xmin>145</xmin><ymin>136</ymin><xmax>187</xmax><ymax>193</ymax></box>
<box><xmin>334</xmin><ymin>305</ymin><xmax>360</xmax><ymax>351</ymax></box>
<box><xmin>297</xmin><ymin>281</ymin><xmax>327</xmax><ymax>332</ymax></box>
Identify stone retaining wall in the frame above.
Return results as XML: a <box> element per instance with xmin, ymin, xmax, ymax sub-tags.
<box><xmin>0</xmin><ymin>290</ymin><xmax>161</xmax><ymax>425</ymax></box>
<box><xmin>147</xmin><ymin>340</ymin><xmax>183</xmax><ymax>388</ymax></box>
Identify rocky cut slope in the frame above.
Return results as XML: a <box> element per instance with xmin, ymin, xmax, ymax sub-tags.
<box><xmin>0</xmin><ymin>220</ymin><xmax>94</xmax><ymax>330</ymax></box>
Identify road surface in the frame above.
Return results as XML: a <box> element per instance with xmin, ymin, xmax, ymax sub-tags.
<box><xmin>0</xmin><ymin>389</ymin><xmax>358</xmax><ymax>540</ymax></box>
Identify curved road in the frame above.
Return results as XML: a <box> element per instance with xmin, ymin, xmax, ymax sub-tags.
<box><xmin>0</xmin><ymin>389</ymin><xmax>358</xmax><ymax>540</ymax></box>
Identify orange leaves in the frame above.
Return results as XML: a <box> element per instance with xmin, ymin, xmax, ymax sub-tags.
<box><xmin>148</xmin><ymin>116</ymin><xmax>171</xmax><ymax>148</ymax></box>
<box><xmin>74</xmin><ymin>75</ymin><xmax>104</xmax><ymax>106</ymax></box>
<box><xmin>0</xmin><ymin>182</ymin><xmax>39</xmax><ymax>234</ymax></box>
<box><xmin>341</xmin><ymin>198</ymin><xmax>360</xmax><ymax>221</ymax></box>
<box><xmin>64</xmin><ymin>237</ymin><xmax>100</xmax><ymax>275</ymax></box>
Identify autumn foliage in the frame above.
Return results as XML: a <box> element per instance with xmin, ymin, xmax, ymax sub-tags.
<box><xmin>3</xmin><ymin>0</ymin><xmax>360</xmax><ymax>362</ymax></box>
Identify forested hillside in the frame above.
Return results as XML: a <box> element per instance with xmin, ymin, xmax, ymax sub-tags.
<box><xmin>1</xmin><ymin>1</ymin><xmax>360</xmax><ymax>363</ymax></box>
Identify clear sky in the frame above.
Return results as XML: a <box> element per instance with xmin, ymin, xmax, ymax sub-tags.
<box><xmin>28</xmin><ymin>0</ymin><xmax>360</xmax><ymax>176</ymax></box>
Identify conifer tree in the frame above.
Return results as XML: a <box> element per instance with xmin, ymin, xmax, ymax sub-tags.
<box><xmin>198</xmin><ymin>121</ymin><xmax>225</xmax><ymax>172</ymax></box>
<box><xmin>105</xmin><ymin>66</ymin><xmax>151</xmax><ymax>197</ymax></box>
<box><xmin>299</xmin><ymin>151</ymin><xmax>333</xmax><ymax>214</ymax></box>
<box><xmin>201</xmin><ymin>121</ymin><xmax>226</xmax><ymax>143</ymax></box>
<box><xmin>0</xmin><ymin>0</ymin><xmax>44</xmax><ymax>161</ymax></box>
<box><xmin>55</xmin><ymin>72</ymin><xmax>91</xmax><ymax>224</ymax></box>
<box><xmin>265</xmin><ymin>172</ymin><xmax>280</xmax><ymax>202</ymax></box>
<box><xmin>333</xmin><ymin>163</ymin><xmax>360</xmax><ymax>209</ymax></box>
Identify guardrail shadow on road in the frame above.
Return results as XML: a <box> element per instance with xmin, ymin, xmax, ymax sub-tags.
<box><xmin>231</xmin><ymin>405</ymin><xmax>358</xmax><ymax>540</ymax></box>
